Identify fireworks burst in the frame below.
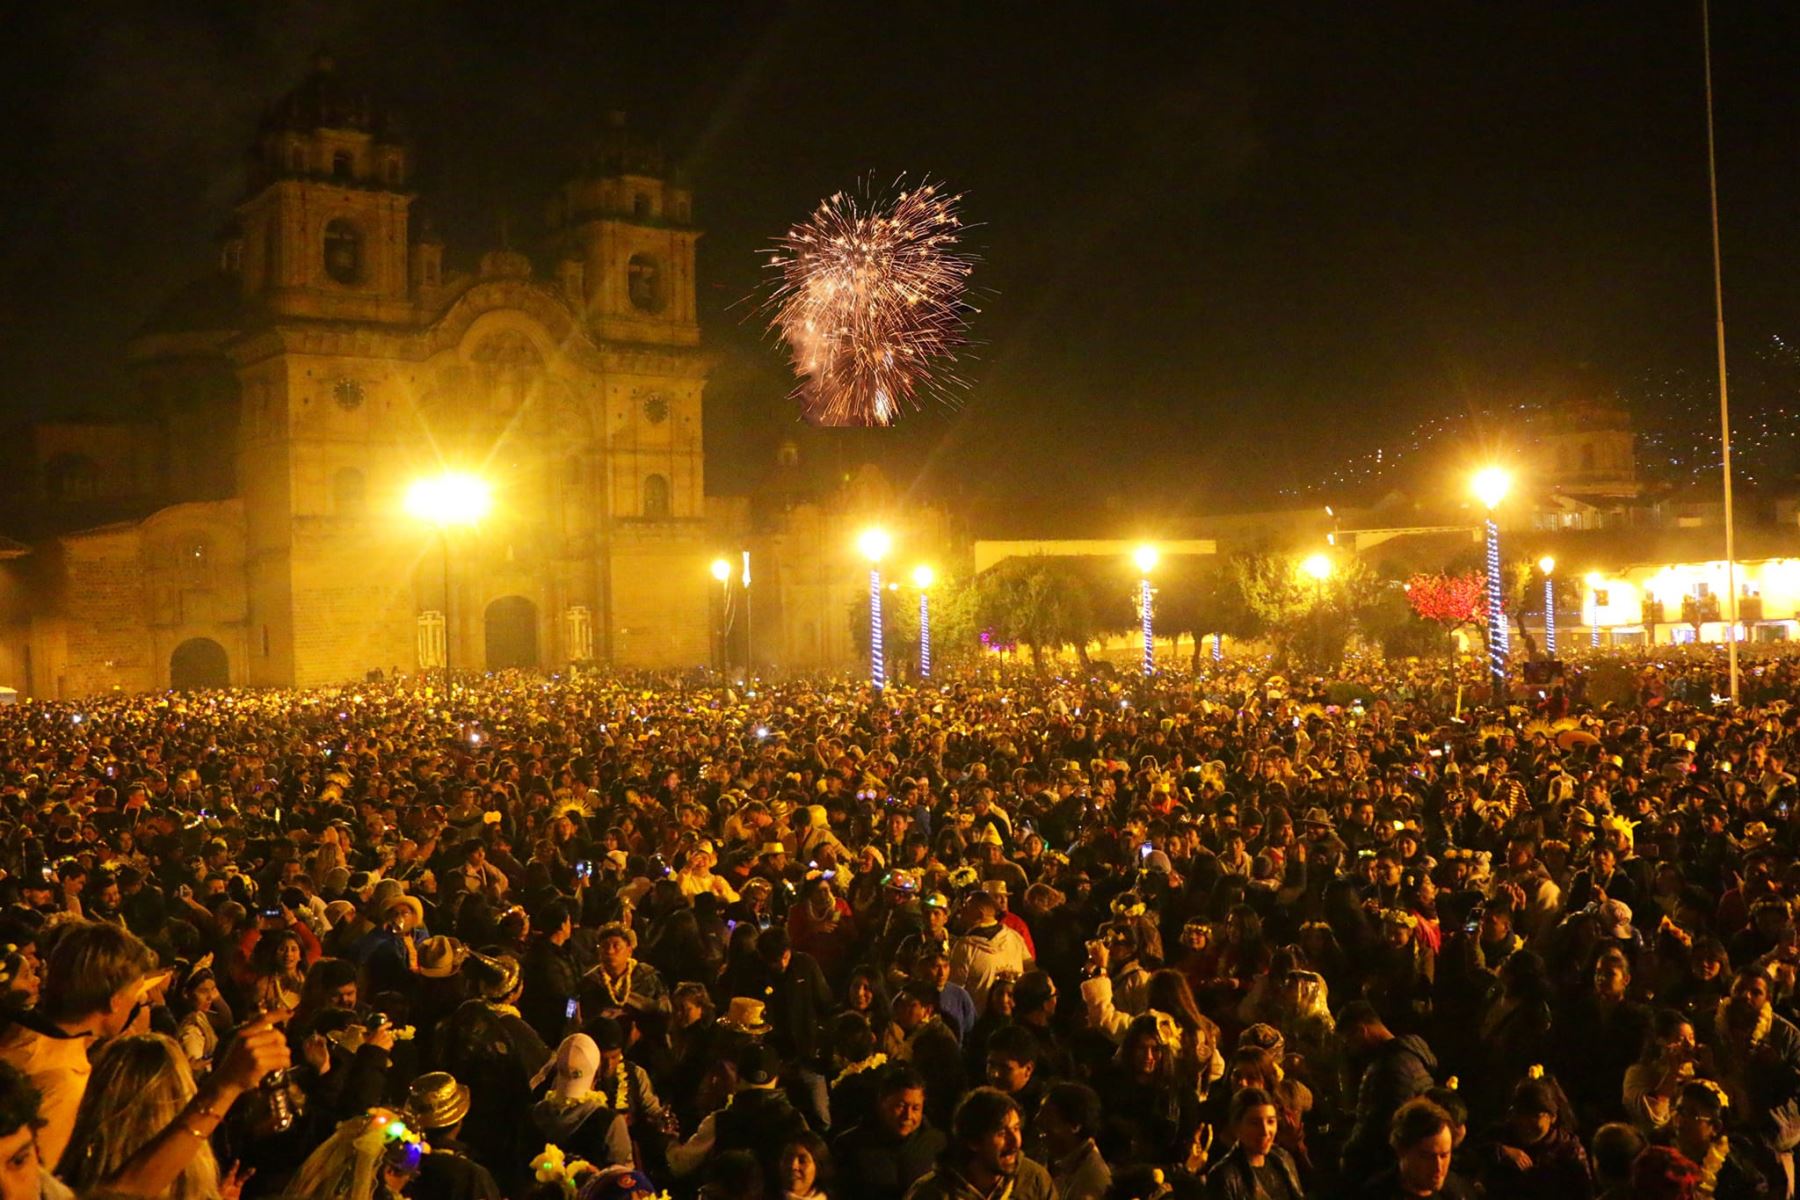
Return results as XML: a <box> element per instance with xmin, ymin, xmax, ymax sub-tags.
<box><xmin>764</xmin><ymin>176</ymin><xmax>976</xmax><ymax>426</ymax></box>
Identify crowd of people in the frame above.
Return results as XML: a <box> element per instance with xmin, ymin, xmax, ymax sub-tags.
<box><xmin>0</xmin><ymin>646</ymin><xmax>1796</xmax><ymax>1200</ymax></box>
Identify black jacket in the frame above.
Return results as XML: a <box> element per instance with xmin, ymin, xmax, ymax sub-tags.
<box><xmin>714</xmin><ymin>1086</ymin><xmax>811</xmax><ymax>1170</ymax></box>
<box><xmin>521</xmin><ymin>936</ymin><xmax>581</xmax><ymax>1045</ymax></box>
<box><xmin>833</xmin><ymin>1120</ymin><xmax>948</xmax><ymax>1200</ymax></box>
<box><xmin>1201</xmin><ymin>1144</ymin><xmax>1303</xmax><ymax>1200</ymax></box>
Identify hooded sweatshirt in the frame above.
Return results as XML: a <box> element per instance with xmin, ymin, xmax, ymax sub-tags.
<box><xmin>527</xmin><ymin>1095</ymin><xmax>633</xmax><ymax>1167</ymax></box>
<box><xmin>950</xmin><ymin>922</ymin><xmax>1030</xmax><ymax>1010</ymax></box>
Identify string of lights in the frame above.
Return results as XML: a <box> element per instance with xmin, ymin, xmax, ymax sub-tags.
<box><xmin>870</xmin><ymin>568</ymin><xmax>885</xmax><ymax>690</ymax></box>
<box><xmin>918</xmin><ymin>590</ymin><xmax>932</xmax><ymax>680</ymax></box>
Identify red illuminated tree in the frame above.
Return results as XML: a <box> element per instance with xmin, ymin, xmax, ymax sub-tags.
<box><xmin>1404</xmin><ymin>572</ymin><xmax>1487</xmax><ymax>630</ymax></box>
<box><xmin>1404</xmin><ymin>571</ymin><xmax>1491</xmax><ymax>692</ymax></box>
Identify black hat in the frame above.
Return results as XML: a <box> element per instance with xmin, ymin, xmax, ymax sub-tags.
<box><xmin>736</xmin><ymin>1042</ymin><xmax>781</xmax><ymax>1087</ymax></box>
<box><xmin>588</xmin><ymin>1016</ymin><xmax>625</xmax><ymax>1051</ymax></box>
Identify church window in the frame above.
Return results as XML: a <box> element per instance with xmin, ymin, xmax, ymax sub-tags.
<box><xmin>332</xmin><ymin>467</ymin><xmax>367</xmax><ymax>516</ymax></box>
<box><xmin>332</xmin><ymin>150</ymin><xmax>353</xmax><ymax>180</ymax></box>
<box><xmin>323</xmin><ymin>219</ymin><xmax>362</xmax><ymax>285</ymax></box>
<box><xmin>633</xmin><ymin>193</ymin><xmax>651</xmax><ymax>219</ymax></box>
<box><xmin>45</xmin><ymin>453</ymin><xmax>100</xmax><ymax>503</ymax></box>
<box><xmin>643</xmin><ymin>473</ymin><xmax>672</xmax><ymax>519</ymax></box>
<box><xmin>627</xmin><ymin>254</ymin><xmax>664</xmax><ymax>313</ymax></box>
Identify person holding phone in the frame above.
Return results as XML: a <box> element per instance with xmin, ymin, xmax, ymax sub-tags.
<box><xmin>521</xmin><ymin>900</ymin><xmax>581</xmax><ymax>1046</ymax></box>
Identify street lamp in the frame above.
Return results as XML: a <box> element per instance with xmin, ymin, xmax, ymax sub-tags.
<box><xmin>741</xmin><ymin>550</ymin><xmax>753</xmax><ymax>681</ymax></box>
<box><xmin>1539</xmin><ymin>555</ymin><xmax>1557</xmax><ymax>657</ymax></box>
<box><xmin>710</xmin><ymin>558</ymin><xmax>731</xmax><ymax>673</ymax></box>
<box><xmin>404</xmin><ymin>471</ymin><xmax>492</xmax><ymax>692</ymax></box>
<box><xmin>913</xmin><ymin>565</ymin><xmax>936</xmax><ymax>680</ymax></box>
<box><xmin>1300</xmin><ymin>553</ymin><xmax>1333</xmax><ymax>584</ymax></box>
<box><xmin>1586</xmin><ymin>571</ymin><xmax>1603</xmax><ymax>648</ymax></box>
<box><xmin>858</xmin><ymin>528</ymin><xmax>892</xmax><ymax>689</ymax></box>
<box><xmin>1471</xmin><ymin>467</ymin><xmax>1512</xmax><ymax>702</ymax></box>
<box><xmin>1132</xmin><ymin>545</ymin><xmax>1159</xmax><ymax>677</ymax></box>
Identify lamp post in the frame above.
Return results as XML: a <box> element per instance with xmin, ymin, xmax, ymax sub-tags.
<box><xmin>858</xmin><ymin>529</ymin><xmax>892</xmax><ymax>690</ymax></box>
<box><xmin>1301</xmin><ymin>553</ymin><xmax>1332</xmax><ymax>663</ymax></box>
<box><xmin>1133</xmin><ymin>545</ymin><xmax>1159</xmax><ymax>677</ymax></box>
<box><xmin>710</xmin><ymin>558</ymin><xmax>731</xmax><ymax>674</ymax></box>
<box><xmin>741</xmin><ymin>550</ymin><xmax>753</xmax><ymax>681</ymax></box>
<box><xmin>1472</xmin><ymin>467</ymin><xmax>1512</xmax><ymax>702</ymax></box>
<box><xmin>913</xmin><ymin>565</ymin><xmax>935</xmax><ymax>680</ymax></box>
<box><xmin>1586</xmin><ymin>572</ymin><xmax>1603</xmax><ymax>648</ymax></box>
<box><xmin>1539</xmin><ymin>555</ymin><xmax>1557</xmax><ymax>657</ymax></box>
<box><xmin>404</xmin><ymin>471</ymin><xmax>493</xmax><ymax>694</ymax></box>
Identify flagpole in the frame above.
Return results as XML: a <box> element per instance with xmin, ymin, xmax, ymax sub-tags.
<box><xmin>1702</xmin><ymin>0</ymin><xmax>1740</xmax><ymax>704</ymax></box>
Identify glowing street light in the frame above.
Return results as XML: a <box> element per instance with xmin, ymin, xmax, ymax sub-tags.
<box><xmin>405</xmin><ymin>471</ymin><xmax>492</xmax><ymax>691</ymax></box>
<box><xmin>1586</xmin><ymin>571</ymin><xmax>1604</xmax><ymax>648</ymax></box>
<box><xmin>1471</xmin><ymin>466</ymin><xmax>1512</xmax><ymax>701</ymax></box>
<box><xmin>1132</xmin><ymin>545</ymin><xmax>1158</xmax><ymax>677</ymax></box>
<box><xmin>859</xmin><ymin>528</ymin><xmax>892</xmax><ymax>689</ymax></box>
<box><xmin>912</xmin><ymin>565</ymin><xmax>936</xmax><ymax>680</ymax></box>
<box><xmin>1300</xmin><ymin>553</ymin><xmax>1333</xmax><ymax>583</ymax></box>
<box><xmin>710</xmin><ymin>558</ymin><xmax>732</xmax><ymax>674</ymax></box>
<box><xmin>1539</xmin><ymin>556</ymin><xmax>1557</xmax><ymax>657</ymax></box>
<box><xmin>404</xmin><ymin>472</ymin><xmax>493</xmax><ymax>527</ymax></box>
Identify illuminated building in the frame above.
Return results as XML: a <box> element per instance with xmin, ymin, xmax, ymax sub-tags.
<box><xmin>1581</xmin><ymin>556</ymin><xmax>1800</xmax><ymax>645</ymax></box>
<box><xmin>0</xmin><ymin>60</ymin><xmax>715</xmax><ymax>694</ymax></box>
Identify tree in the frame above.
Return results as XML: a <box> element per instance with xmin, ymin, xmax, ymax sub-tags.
<box><xmin>1404</xmin><ymin>572</ymin><xmax>1486</xmax><ymax>629</ymax></box>
<box><xmin>1404</xmin><ymin>571</ymin><xmax>1487</xmax><ymax>689</ymax></box>
<box><xmin>850</xmin><ymin>573</ymin><xmax>984</xmax><ymax>677</ymax></box>
<box><xmin>975</xmin><ymin>557</ymin><xmax>1101</xmax><ymax>670</ymax></box>
<box><xmin>1231</xmin><ymin>552</ymin><xmax>1359</xmax><ymax>669</ymax></box>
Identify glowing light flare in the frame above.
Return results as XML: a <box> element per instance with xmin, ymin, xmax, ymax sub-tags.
<box><xmin>857</xmin><ymin>528</ymin><xmax>892</xmax><ymax>563</ymax></box>
<box><xmin>1301</xmin><ymin>553</ymin><xmax>1333</xmax><ymax>582</ymax></box>
<box><xmin>711</xmin><ymin>558</ymin><xmax>732</xmax><ymax>583</ymax></box>
<box><xmin>912</xmin><ymin>565</ymin><xmax>936</xmax><ymax>589</ymax></box>
<box><xmin>1538</xmin><ymin>556</ymin><xmax>1556</xmax><ymax>576</ymax></box>
<box><xmin>404</xmin><ymin>472</ymin><xmax>492</xmax><ymax>527</ymax></box>
<box><xmin>764</xmin><ymin>177</ymin><xmax>976</xmax><ymax>426</ymax></box>
<box><xmin>1471</xmin><ymin>467</ymin><xmax>1512</xmax><ymax>510</ymax></box>
<box><xmin>1132</xmin><ymin>545</ymin><xmax>1159</xmax><ymax>575</ymax></box>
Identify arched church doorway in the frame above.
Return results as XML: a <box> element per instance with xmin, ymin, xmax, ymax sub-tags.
<box><xmin>170</xmin><ymin>638</ymin><xmax>230</xmax><ymax>690</ymax></box>
<box><xmin>485</xmin><ymin>596</ymin><xmax>539</xmax><ymax>670</ymax></box>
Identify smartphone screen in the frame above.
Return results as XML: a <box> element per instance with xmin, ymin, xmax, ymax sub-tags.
<box><xmin>565</xmin><ymin>997</ymin><xmax>579</xmax><ymax>1020</ymax></box>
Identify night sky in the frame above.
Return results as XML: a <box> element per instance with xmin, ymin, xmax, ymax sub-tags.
<box><xmin>4</xmin><ymin>2</ymin><xmax>1799</xmax><ymax>520</ymax></box>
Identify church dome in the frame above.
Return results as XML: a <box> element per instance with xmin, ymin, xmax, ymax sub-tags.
<box><xmin>260</xmin><ymin>52</ymin><xmax>400</xmax><ymax>137</ymax></box>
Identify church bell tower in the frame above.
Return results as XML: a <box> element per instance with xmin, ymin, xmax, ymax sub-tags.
<box><xmin>235</xmin><ymin>54</ymin><xmax>414</xmax><ymax>324</ymax></box>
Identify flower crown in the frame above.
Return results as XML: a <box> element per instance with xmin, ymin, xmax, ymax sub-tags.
<box><xmin>530</xmin><ymin>1144</ymin><xmax>597</xmax><ymax>1197</ymax></box>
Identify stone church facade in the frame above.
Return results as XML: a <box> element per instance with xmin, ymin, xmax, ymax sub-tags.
<box><xmin>0</xmin><ymin>62</ymin><xmax>720</xmax><ymax>696</ymax></box>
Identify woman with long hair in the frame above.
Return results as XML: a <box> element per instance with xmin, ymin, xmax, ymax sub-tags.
<box><xmin>843</xmin><ymin>964</ymin><xmax>891</xmax><ymax>1031</ymax></box>
<box><xmin>249</xmin><ymin>929</ymin><xmax>307</xmax><ymax>1015</ymax></box>
<box><xmin>1092</xmin><ymin>1013</ymin><xmax>1194</xmax><ymax>1162</ymax></box>
<box><xmin>1142</xmin><ymin>969</ymin><xmax>1224</xmax><ymax>1101</ymax></box>
<box><xmin>63</xmin><ymin>1033</ymin><xmax>231</xmax><ymax>1200</ymax></box>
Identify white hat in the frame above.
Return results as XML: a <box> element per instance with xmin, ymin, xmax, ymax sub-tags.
<box><xmin>530</xmin><ymin>1032</ymin><xmax>601</xmax><ymax>1099</ymax></box>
